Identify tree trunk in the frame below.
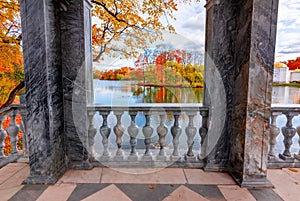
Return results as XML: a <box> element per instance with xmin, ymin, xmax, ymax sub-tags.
<box><xmin>0</xmin><ymin>80</ymin><xmax>25</xmax><ymax>110</ymax></box>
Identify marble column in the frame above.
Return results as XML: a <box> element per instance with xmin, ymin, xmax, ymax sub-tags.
<box><xmin>60</xmin><ymin>0</ymin><xmax>93</xmax><ymax>169</ymax></box>
<box><xmin>204</xmin><ymin>0</ymin><xmax>278</xmax><ymax>188</ymax></box>
<box><xmin>20</xmin><ymin>0</ymin><xmax>93</xmax><ymax>184</ymax></box>
<box><xmin>21</xmin><ymin>0</ymin><xmax>66</xmax><ymax>184</ymax></box>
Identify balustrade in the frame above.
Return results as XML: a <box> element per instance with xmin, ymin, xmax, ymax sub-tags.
<box><xmin>268</xmin><ymin>107</ymin><xmax>300</xmax><ymax>168</ymax></box>
<box><xmin>0</xmin><ymin>104</ymin><xmax>26</xmax><ymax>167</ymax></box>
<box><xmin>87</xmin><ymin>105</ymin><xmax>208</xmax><ymax>167</ymax></box>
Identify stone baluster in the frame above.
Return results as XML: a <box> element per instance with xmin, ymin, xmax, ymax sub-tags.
<box><xmin>185</xmin><ymin>111</ymin><xmax>197</xmax><ymax>161</ymax></box>
<box><xmin>268</xmin><ymin>112</ymin><xmax>280</xmax><ymax>160</ymax></box>
<box><xmin>128</xmin><ymin>111</ymin><xmax>139</xmax><ymax>160</ymax></box>
<box><xmin>171</xmin><ymin>111</ymin><xmax>182</xmax><ymax>161</ymax></box>
<box><xmin>156</xmin><ymin>112</ymin><xmax>168</xmax><ymax>161</ymax></box>
<box><xmin>279</xmin><ymin>112</ymin><xmax>297</xmax><ymax>161</ymax></box>
<box><xmin>19</xmin><ymin>109</ymin><xmax>28</xmax><ymax>155</ymax></box>
<box><xmin>142</xmin><ymin>111</ymin><xmax>153</xmax><ymax>160</ymax></box>
<box><xmin>294</xmin><ymin>122</ymin><xmax>300</xmax><ymax>161</ymax></box>
<box><xmin>100</xmin><ymin>111</ymin><xmax>111</xmax><ymax>161</ymax></box>
<box><xmin>87</xmin><ymin>111</ymin><xmax>97</xmax><ymax>159</ymax></box>
<box><xmin>199</xmin><ymin>110</ymin><xmax>208</xmax><ymax>159</ymax></box>
<box><xmin>7</xmin><ymin>111</ymin><xmax>20</xmax><ymax>154</ymax></box>
<box><xmin>0</xmin><ymin>115</ymin><xmax>7</xmax><ymax>158</ymax></box>
<box><xmin>113</xmin><ymin>111</ymin><xmax>125</xmax><ymax>160</ymax></box>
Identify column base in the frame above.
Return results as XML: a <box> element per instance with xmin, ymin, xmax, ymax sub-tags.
<box><xmin>231</xmin><ymin>172</ymin><xmax>274</xmax><ymax>189</ymax></box>
<box><xmin>22</xmin><ymin>166</ymin><xmax>67</xmax><ymax>184</ymax></box>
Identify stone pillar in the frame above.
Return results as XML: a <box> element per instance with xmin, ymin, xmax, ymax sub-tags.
<box><xmin>204</xmin><ymin>0</ymin><xmax>278</xmax><ymax>188</ymax></box>
<box><xmin>20</xmin><ymin>0</ymin><xmax>93</xmax><ymax>184</ymax></box>
<box><xmin>60</xmin><ymin>0</ymin><xmax>93</xmax><ymax>169</ymax></box>
<box><xmin>21</xmin><ymin>0</ymin><xmax>66</xmax><ymax>184</ymax></box>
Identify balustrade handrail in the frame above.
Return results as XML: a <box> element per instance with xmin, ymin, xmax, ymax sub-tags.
<box><xmin>271</xmin><ymin>106</ymin><xmax>300</xmax><ymax>113</ymax></box>
<box><xmin>0</xmin><ymin>104</ymin><xmax>26</xmax><ymax>116</ymax></box>
<box><xmin>0</xmin><ymin>104</ymin><xmax>27</xmax><ymax>167</ymax></box>
<box><xmin>87</xmin><ymin>104</ymin><xmax>209</xmax><ymax>112</ymax></box>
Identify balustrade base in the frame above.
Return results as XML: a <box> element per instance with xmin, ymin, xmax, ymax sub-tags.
<box><xmin>0</xmin><ymin>151</ymin><xmax>27</xmax><ymax>168</ymax></box>
<box><xmin>294</xmin><ymin>154</ymin><xmax>300</xmax><ymax>161</ymax></box>
<box><xmin>170</xmin><ymin>155</ymin><xmax>181</xmax><ymax>161</ymax></box>
<box><xmin>100</xmin><ymin>155</ymin><xmax>111</xmax><ymax>161</ymax></box>
<box><xmin>0</xmin><ymin>154</ymin><xmax>19</xmax><ymax>168</ymax></box>
<box><xmin>92</xmin><ymin>160</ymin><xmax>204</xmax><ymax>168</ymax></box>
<box><xmin>141</xmin><ymin>155</ymin><xmax>153</xmax><ymax>161</ymax></box>
<box><xmin>184</xmin><ymin>155</ymin><xmax>197</xmax><ymax>162</ymax></box>
<box><xmin>156</xmin><ymin>155</ymin><xmax>167</xmax><ymax>161</ymax></box>
<box><xmin>113</xmin><ymin>155</ymin><xmax>125</xmax><ymax>161</ymax></box>
<box><xmin>128</xmin><ymin>155</ymin><xmax>139</xmax><ymax>161</ymax></box>
<box><xmin>279</xmin><ymin>154</ymin><xmax>294</xmax><ymax>162</ymax></box>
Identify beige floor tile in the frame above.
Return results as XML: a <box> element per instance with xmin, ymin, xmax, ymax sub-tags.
<box><xmin>0</xmin><ymin>163</ymin><xmax>28</xmax><ymax>185</ymax></box>
<box><xmin>0</xmin><ymin>185</ymin><xmax>23</xmax><ymax>201</ymax></box>
<box><xmin>0</xmin><ymin>165</ymin><xmax>29</xmax><ymax>190</ymax></box>
<box><xmin>58</xmin><ymin>168</ymin><xmax>102</xmax><ymax>183</ymax></box>
<box><xmin>36</xmin><ymin>183</ymin><xmax>77</xmax><ymax>201</ymax></box>
<box><xmin>163</xmin><ymin>185</ymin><xmax>209</xmax><ymax>201</ymax></box>
<box><xmin>268</xmin><ymin>169</ymin><xmax>300</xmax><ymax>201</ymax></box>
<box><xmin>184</xmin><ymin>169</ymin><xmax>236</xmax><ymax>185</ymax></box>
<box><xmin>101</xmin><ymin>168</ymin><xmax>187</xmax><ymax>184</ymax></box>
<box><xmin>82</xmin><ymin>184</ymin><xmax>132</xmax><ymax>201</ymax></box>
<box><xmin>282</xmin><ymin>168</ymin><xmax>300</xmax><ymax>182</ymax></box>
<box><xmin>218</xmin><ymin>185</ymin><xmax>256</xmax><ymax>201</ymax></box>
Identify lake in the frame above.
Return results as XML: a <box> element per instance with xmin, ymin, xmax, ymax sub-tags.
<box><xmin>94</xmin><ymin>80</ymin><xmax>300</xmax><ymax>105</ymax></box>
<box><xmin>92</xmin><ymin>80</ymin><xmax>300</xmax><ymax>155</ymax></box>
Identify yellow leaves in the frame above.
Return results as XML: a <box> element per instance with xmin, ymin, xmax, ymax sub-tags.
<box><xmin>91</xmin><ymin>0</ymin><xmax>201</xmax><ymax>60</ymax></box>
<box><xmin>0</xmin><ymin>0</ymin><xmax>23</xmax><ymax>106</ymax></box>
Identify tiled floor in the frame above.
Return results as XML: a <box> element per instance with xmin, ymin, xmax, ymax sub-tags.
<box><xmin>1</xmin><ymin>162</ymin><xmax>300</xmax><ymax>201</ymax></box>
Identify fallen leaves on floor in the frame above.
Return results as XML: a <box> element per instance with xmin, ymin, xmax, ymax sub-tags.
<box><xmin>288</xmin><ymin>168</ymin><xmax>298</xmax><ymax>173</ymax></box>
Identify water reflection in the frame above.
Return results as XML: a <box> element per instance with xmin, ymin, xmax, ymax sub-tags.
<box><xmin>272</xmin><ymin>86</ymin><xmax>300</xmax><ymax>104</ymax></box>
<box><xmin>94</xmin><ymin>80</ymin><xmax>203</xmax><ymax>104</ymax></box>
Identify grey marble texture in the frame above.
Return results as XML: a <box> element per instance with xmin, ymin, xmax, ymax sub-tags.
<box><xmin>20</xmin><ymin>0</ymin><xmax>93</xmax><ymax>184</ymax></box>
<box><xmin>21</xmin><ymin>0</ymin><xmax>66</xmax><ymax>184</ymax></box>
<box><xmin>204</xmin><ymin>0</ymin><xmax>278</xmax><ymax>187</ymax></box>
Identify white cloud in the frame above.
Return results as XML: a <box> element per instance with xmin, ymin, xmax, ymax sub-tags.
<box><xmin>275</xmin><ymin>0</ymin><xmax>300</xmax><ymax>61</ymax></box>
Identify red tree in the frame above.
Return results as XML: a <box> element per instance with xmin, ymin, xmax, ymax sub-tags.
<box><xmin>287</xmin><ymin>57</ymin><xmax>300</xmax><ymax>71</ymax></box>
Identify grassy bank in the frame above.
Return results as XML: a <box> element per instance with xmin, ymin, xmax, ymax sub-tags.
<box><xmin>273</xmin><ymin>82</ymin><xmax>300</xmax><ymax>88</ymax></box>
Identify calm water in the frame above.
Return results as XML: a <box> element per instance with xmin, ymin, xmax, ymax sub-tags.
<box><xmin>94</xmin><ymin>80</ymin><xmax>300</xmax><ymax>105</ymax></box>
<box><xmin>94</xmin><ymin>80</ymin><xmax>203</xmax><ymax>105</ymax></box>
<box><xmin>92</xmin><ymin>80</ymin><xmax>300</xmax><ymax>155</ymax></box>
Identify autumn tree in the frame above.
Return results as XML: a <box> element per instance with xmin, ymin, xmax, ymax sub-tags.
<box><xmin>286</xmin><ymin>57</ymin><xmax>300</xmax><ymax>71</ymax></box>
<box><xmin>91</xmin><ymin>0</ymin><xmax>200</xmax><ymax>62</ymax></box>
<box><xmin>0</xmin><ymin>0</ymin><xmax>24</xmax><ymax>109</ymax></box>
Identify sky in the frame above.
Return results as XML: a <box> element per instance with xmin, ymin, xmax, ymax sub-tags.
<box><xmin>94</xmin><ymin>0</ymin><xmax>300</xmax><ymax>70</ymax></box>
<box><xmin>170</xmin><ymin>0</ymin><xmax>300</xmax><ymax>62</ymax></box>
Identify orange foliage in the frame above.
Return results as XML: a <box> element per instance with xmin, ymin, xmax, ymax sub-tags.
<box><xmin>0</xmin><ymin>0</ymin><xmax>24</xmax><ymax>106</ymax></box>
<box><xmin>287</xmin><ymin>57</ymin><xmax>300</xmax><ymax>71</ymax></box>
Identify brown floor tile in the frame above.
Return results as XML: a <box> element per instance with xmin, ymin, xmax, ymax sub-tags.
<box><xmin>184</xmin><ymin>169</ymin><xmax>236</xmax><ymax>185</ymax></box>
<box><xmin>101</xmin><ymin>168</ymin><xmax>187</xmax><ymax>184</ymax></box>
<box><xmin>82</xmin><ymin>184</ymin><xmax>132</xmax><ymax>201</ymax></box>
<box><xmin>163</xmin><ymin>185</ymin><xmax>209</xmax><ymax>201</ymax></box>
<box><xmin>58</xmin><ymin>168</ymin><xmax>102</xmax><ymax>184</ymax></box>
<box><xmin>0</xmin><ymin>163</ymin><xmax>28</xmax><ymax>185</ymax></box>
<box><xmin>268</xmin><ymin>169</ymin><xmax>300</xmax><ymax>201</ymax></box>
<box><xmin>218</xmin><ymin>185</ymin><xmax>256</xmax><ymax>201</ymax></box>
<box><xmin>36</xmin><ymin>183</ymin><xmax>77</xmax><ymax>201</ymax></box>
